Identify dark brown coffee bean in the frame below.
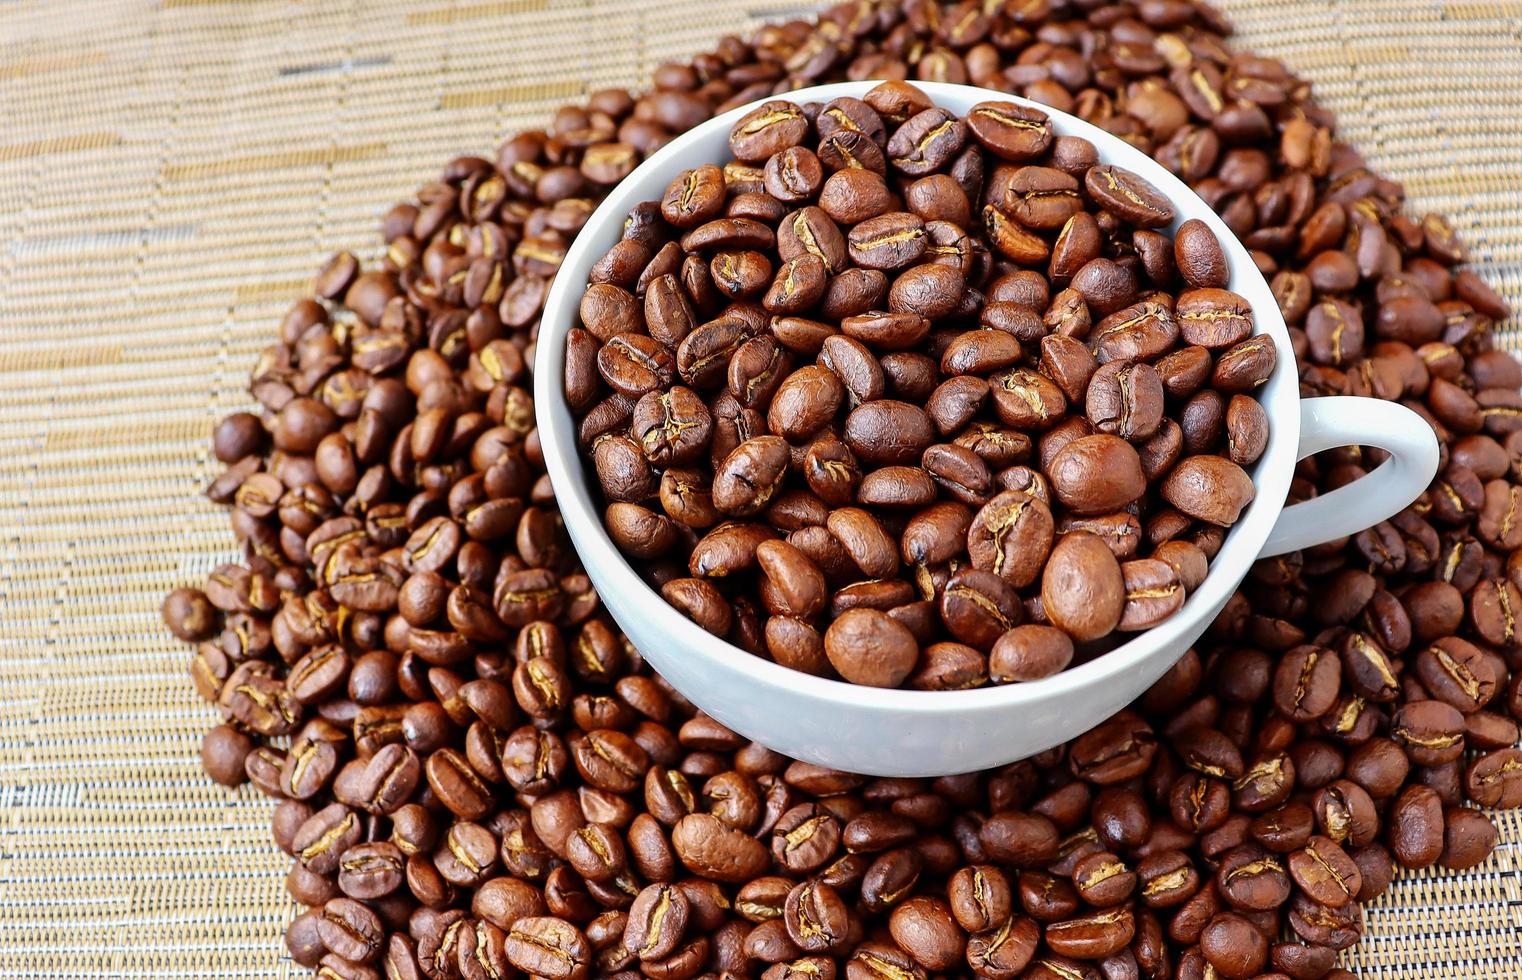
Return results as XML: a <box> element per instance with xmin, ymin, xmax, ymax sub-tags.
<box><xmin>1270</xmin><ymin>645</ymin><xmax>1341</xmax><ymax>722</ymax></box>
<box><xmin>1388</xmin><ymin>784</ymin><xmax>1445</xmax><ymax>868</ymax></box>
<box><xmin>662</xmin><ymin>164</ymin><xmax>725</xmax><ymax>228</ymax></box>
<box><xmin>1117</xmin><ymin>558</ymin><xmax>1185</xmax><ymax>631</ymax></box>
<box><xmin>780</xmin><ymin>206</ymin><xmax>848</xmax><ymax>274</ymax></box>
<box><xmin>1073</xmin><ymin>851</ymin><xmax>1136</xmax><ymax>907</ymax></box>
<box><xmin>730</xmin><ymin>101</ymin><xmax>809</xmax><ymax>162</ymax></box>
<box><xmin>785</xmin><ymin>880</ymin><xmax>850</xmax><ymax>954</ymax></box>
<box><xmin>1048</xmin><ymin>435</ymin><xmax>1147</xmax><ymax>515</ymax></box>
<box><xmin>1155</xmin><ymin>345</ymin><xmax>1212</xmax><ymax>399</ymax></box>
<box><xmin>1199</xmin><ymin>911</ymin><xmax>1267</xmax><ymax>978</ymax></box>
<box><xmin>989</xmin><ymin>625</ymin><xmax>1073</xmax><ymax>683</ymax></box>
<box><xmin>1161</xmin><ymin>455</ymin><xmax>1255</xmax><ymax>526</ymax></box>
<box><xmin>1287</xmin><ymin>836</ymin><xmax>1361</xmax><ymax>908</ymax></box>
<box><xmin>1462</xmin><ymin>748</ymin><xmax>1522</xmax><ymax>808</ymax></box>
<box><xmin>765</xmin><ymin>146</ymin><xmax>825</xmax><ymax>203</ymax></box>
<box><xmin>825</xmin><ymin>609</ymin><xmax>918</xmax><ymax>688</ymax></box>
<box><xmin>624</xmin><ymin>883</ymin><xmax>690</xmax><ymax>961</ymax></box>
<box><xmin>1045</xmin><ymin>905</ymin><xmax>1135</xmax><ymax>960</ymax></box>
<box><xmin>989</xmin><ymin>368</ymin><xmax>1066</xmax><ymax>432</ymax></box>
<box><xmin>1091</xmin><ymin>298</ymin><xmax>1178</xmax><ymax>366</ymax></box>
<box><xmin>1136</xmin><ymin>850</ymin><xmax>1198</xmax><ymax>909</ymax></box>
<box><xmin>890</xmin><ymin>263</ymin><xmax>965</xmax><ymax>320</ymax></box>
<box><xmin>885</xmin><ymin>895</ymin><xmax>964</xmax><ymax>971</ymax></box>
<box><xmin>1005</xmin><ymin>167</ymin><xmax>1083</xmax><ymax>231</ymax></box>
<box><xmin>200</xmin><ymin>723</ymin><xmax>253</xmax><ymax>787</ymax></box>
<box><xmin>1177</xmin><ymin>289</ymin><xmax>1255</xmax><ymax>349</ymax></box>
<box><xmin>820</xmin><ymin>168</ymin><xmax>894</xmax><ymax>225</ymax></box>
<box><xmin>1042</xmin><ymin>532</ymin><xmax>1124</xmax><ymax>643</ymax></box>
<box><xmin>1414</xmin><ymin>636</ymin><xmax>1497</xmax><ymax>713</ymax></box>
<box><xmin>848</xmin><ymin>212</ymin><xmax>928</xmax><ymax>271</ymax></box>
<box><xmin>980</xmin><ymin>811</ymin><xmax>1059</xmax><ymax>868</ymax></box>
<box><xmin>844</xmin><ymin>401</ymin><xmax>935</xmax><ymax>466</ymax></box>
<box><xmin>1391</xmin><ymin>700</ymin><xmax>1466</xmax><ymax>766</ymax></box>
<box><xmin>319</xmin><ymin>897</ymin><xmax>383</xmax><ymax>963</ymax></box>
<box><xmin>1215</xmin><ymin>844</ymin><xmax>1290</xmax><ymax>911</ymax></box>
<box><xmin>1440</xmin><ymin>807</ymin><xmax>1499</xmax><ymax>870</ymax></box>
<box><xmin>1086</xmin><ymin>362</ymin><xmax>1165</xmax><ymax>441</ymax></box>
<box><xmin>672</xmin><ymin>812</ymin><xmax>769</xmax><ymax>882</ymax></box>
<box><xmin>1312</xmin><ymin>780</ymin><xmax>1380</xmax><ymax>848</ymax></box>
<box><xmin>888</xmin><ymin>107</ymin><xmax>969</xmax><ymax>176</ymax></box>
<box><xmin>983</xmin><ymin>205</ymin><xmax>1051</xmax><ymax>265</ymax></box>
<box><xmin>1212</xmin><ymin>336</ymin><xmax>1278</xmax><ymax>392</ymax></box>
<box><xmin>1084</xmin><ymin>165</ymin><xmax>1174</xmax><ymax>227</ymax></box>
<box><xmin>1039</xmin><ymin>335</ymin><xmax>1098</xmax><ymax>404</ymax></box>
<box><xmin>426</xmin><ymin>748</ymin><xmax>494</xmax><ymax>820</ymax></box>
<box><xmin>164</xmin><ymin>587</ymin><xmax>220</xmax><ymax>642</ymax></box>
<box><xmin>1225</xmin><ymin>395</ymin><xmax>1269</xmax><ymax>466</ymax></box>
<box><xmin>948</xmin><ymin>865</ymin><xmax>1013</xmax><ymax>933</ymax></box>
<box><xmin>966</xmin><ymin>101</ymin><xmax>1052</xmax><ymax>160</ymax></box>
<box><xmin>504</xmin><ymin>916</ymin><xmax>590</xmax><ymax>980</ymax></box>
<box><xmin>1175</xmin><ymin>219</ymin><xmax>1228</xmax><ymax>289</ymax></box>
<box><xmin>711</xmin><ymin>436</ymin><xmax>790</xmax><ymax>517</ymax></box>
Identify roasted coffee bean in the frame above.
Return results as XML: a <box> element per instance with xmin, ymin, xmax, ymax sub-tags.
<box><xmin>1199</xmin><ymin>911</ymin><xmax>1267</xmax><ymax>978</ymax></box>
<box><xmin>888</xmin><ymin>107</ymin><xmax>968</xmax><ymax>176</ymax></box>
<box><xmin>1441</xmin><ymin>807</ymin><xmax>1500</xmax><ymax>870</ymax></box>
<box><xmin>1391</xmin><ymin>700</ymin><xmax>1466</xmax><ymax>766</ymax></box>
<box><xmin>786</xmin><ymin>880</ymin><xmax>850</xmax><ymax>954</ymax></box>
<box><xmin>1045</xmin><ymin>905</ymin><xmax>1135</xmax><ymax>959</ymax></box>
<box><xmin>1287</xmin><ymin>835</ymin><xmax>1361</xmax><ymax>907</ymax></box>
<box><xmin>1388</xmin><ymin>784</ymin><xmax>1446</xmax><ymax>868</ymax></box>
<box><xmin>673</xmin><ymin>812</ymin><xmax>769</xmax><ymax>882</ymax></box>
<box><xmin>1117</xmin><ymin>559</ymin><xmax>1185</xmax><ymax>631</ymax></box>
<box><xmin>967</xmin><ymin>102</ymin><xmax>1052</xmax><ymax>160</ymax></box>
<box><xmin>1086</xmin><ymin>362</ymin><xmax>1164</xmax><ymax>441</ymax></box>
<box><xmin>504</xmin><ymin>916</ymin><xmax>591</xmax><ymax>980</ymax></box>
<box><xmin>1043</xmin><ymin>532</ymin><xmax>1125</xmax><ymax>643</ymax></box>
<box><xmin>1216</xmin><ymin>844</ymin><xmax>1290</xmax><ymax>911</ymax></box>
<box><xmin>1177</xmin><ymin>289</ymin><xmax>1255</xmax><ymax>350</ymax></box>
<box><xmin>164</xmin><ymin>587</ymin><xmax>220</xmax><ymax>642</ymax></box>
<box><xmin>1162</xmin><ymin>455</ymin><xmax>1255</xmax><ymax>526</ymax></box>
<box><xmin>624</xmin><ymin>883</ymin><xmax>689</xmax><ymax>961</ymax></box>
<box><xmin>848</xmin><ymin>212</ymin><xmax>928</xmax><ymax>270</ymax></box>
<box><xmin>1085</xmin><ymin>166</ymin><xmax>1174</xmax><ymax>228</ymax></box>
<box><xmin>825</xmin><ymin>609</ymin><xmax>918</xmax><ymax>688</ymax></box>
<box><xmin>1175</xmin><ymin>219</ymin><xmax>1228</xmax><ymax>289</ymax></box>
<box><xmin>948</xmin><ymin>865</ymin><xmax>1013</xmax><ymax>933</ymax></box>
<box><xmin>201</xmin><ymin>723</ymin><xmax>254</xmax><ymax>787</ymax></box>
<box><xmin>1212</xmin><ymin>336</ymin><xmax>1278</xmax><ymax>392</ymax></box>
<box><xmin>989</xmin><ymin>625</ymin><xmax>1073</xmax><ymax>682</ymax></box>
<box><xmin>1464</xmin><ymin>748</ymin><xmax>1522</xmax><ymax>807</ymax></box>
<box><xmin>966</xmin><ymin>491</ymin><xmax>1055</xmax><ymax>589</ymax></box>
<box><xmin>318</xmin><ymin>897</ymin><xmax>383</xmax><ymax>963</ymax></box>
<box><xmin>731</xmin><ymin>101</ymin><xmax>810</xmax><ymax>162</ymax></box>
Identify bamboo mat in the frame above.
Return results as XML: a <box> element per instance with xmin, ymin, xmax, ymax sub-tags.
<box><xmin>0</xmin><ymin>1</ymin><xmax>1519</xmax><ymax>976</ymax></box>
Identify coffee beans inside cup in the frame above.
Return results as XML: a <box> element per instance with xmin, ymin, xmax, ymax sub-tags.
<box><xmin>569</xmin><ymin>82</ymin><xmax>1274</xmax><ymax>688</ymax></box>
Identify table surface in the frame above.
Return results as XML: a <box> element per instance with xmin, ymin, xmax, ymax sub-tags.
<box><xmin>0</xmin><ymin>0</ymin><xmax>1520</xmax><ymax>976</ymax></box>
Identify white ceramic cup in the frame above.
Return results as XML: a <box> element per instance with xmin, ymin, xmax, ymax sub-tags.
<box><xmin>535</xmin><ymin>81</ymin><xmax>1440</xmax><ymax>777</ymax></box>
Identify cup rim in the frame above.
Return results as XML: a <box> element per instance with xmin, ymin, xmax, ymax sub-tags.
<box><xmin>534</xmin><ymin>79</ymin><xmax>1299</xmax><ymax>715</ymax></box>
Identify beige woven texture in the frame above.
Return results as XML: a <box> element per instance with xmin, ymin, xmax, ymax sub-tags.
<box><xmin>0</xmin><ymin>0</ymin><xmax>1518</xmax><ymax>975</ymax></box>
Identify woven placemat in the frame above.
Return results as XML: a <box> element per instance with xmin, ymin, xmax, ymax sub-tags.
<box><xmin>0</xmin><ymin>1</ymin><xmax>1519</xmax><ymax>976</ymax></box>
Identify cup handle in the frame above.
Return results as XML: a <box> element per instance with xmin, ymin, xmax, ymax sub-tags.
<box><xmin>1259</xmin><ymin>396</ymin><xmax>1440</xmax><ymax>558</ymax></box>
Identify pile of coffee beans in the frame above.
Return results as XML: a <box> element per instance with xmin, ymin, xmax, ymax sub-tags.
<box><xmin>161</xmin><ymin>1</ymin><xmax>1521</xmax><ymax>978</ymax></box>
<box><xmin>570</xmin><ymin>81</ymin><xmax>1274</xmax><ymax>686</ymax></box>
